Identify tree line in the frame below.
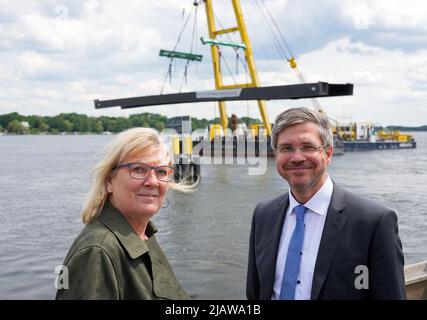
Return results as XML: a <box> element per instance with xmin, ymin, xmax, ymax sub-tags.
<box><xmin>1</xmin><ymin>112</ymin><xmax>424</xmax><ymax>135</ymax></box>
<box><xmin>0</xmin><ymin>112</ymin><xmax>261</xmax><ymax>135</ymax></box>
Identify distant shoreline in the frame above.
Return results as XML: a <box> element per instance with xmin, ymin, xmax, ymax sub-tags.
<box><xmin>1</xmin><ymin>111</ymin><xmax>427</xmax><ymax>135</ymax></box>
<box><xmin>1</xmin><ymin>130</ymin><xmax>427</xmax><ymax>136</ymax></box>
<box><xmin>0</xmin><ymin>132</ymin><xmax>115</xmax><ymax>136</ymax></box>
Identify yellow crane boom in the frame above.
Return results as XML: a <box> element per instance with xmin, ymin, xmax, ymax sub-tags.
<box><xmin>204</xmin><ymin>0</ymin><xmax>272</xmax><ymax>136</ymax></box>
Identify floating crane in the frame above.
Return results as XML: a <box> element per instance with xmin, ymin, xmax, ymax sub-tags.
<box><xmin>95</xmin><ymin>0</ymin><xmax>353</xmax><ymax>134</ymax></box>
<box><xmin>93</xmin><ymin>0</ymin><xmax>354</xmax><ymax>183</ymax></box>
<box><xmin>95</xmin><ymin>0</ymin><xmax>414</xmax><ymax>154</ymax></box>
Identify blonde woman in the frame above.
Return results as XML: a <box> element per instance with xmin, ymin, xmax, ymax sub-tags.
<box><xmin>56</xmin><ymin>128</ymin><xmax>189</xmax><ymax>299</ymax></box>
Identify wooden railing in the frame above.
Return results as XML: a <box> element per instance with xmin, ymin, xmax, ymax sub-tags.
<box><xmin>405</xmin><ymin>260</ymin><xmax>427</xmax><ymax>299</ymax></box>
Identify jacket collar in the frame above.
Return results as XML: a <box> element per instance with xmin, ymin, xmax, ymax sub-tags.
<box><xmin>98</xmin><ymin>201</ymin><xmax>158</xmax><ymax>259</ymax></box>
<box><xmin>263</xmin><ymin>193</ymin><xmax>290</xmax><ymax>298</ymax></box>
<box><xmin>310</xmin><ymin>181</ymin><xmax>347</xmax><ymax>299</ymax></box>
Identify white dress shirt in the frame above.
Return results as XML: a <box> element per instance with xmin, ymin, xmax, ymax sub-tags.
<box><xmin>271</xmin><ymin>175</ymin><xmax>333</xmax><ymax>300</ymax></box>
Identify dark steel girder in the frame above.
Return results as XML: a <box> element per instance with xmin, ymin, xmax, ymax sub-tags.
<box><xmin>94</xmin><ymin>82</ymin><xmax>353</xmax><ymax>109</ymax></box>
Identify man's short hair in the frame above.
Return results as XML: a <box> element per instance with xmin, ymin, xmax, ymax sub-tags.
<box><xmin>271</xmin><ymin>107</ymin><xmax>333</xmax><ymax>151</ymax></box>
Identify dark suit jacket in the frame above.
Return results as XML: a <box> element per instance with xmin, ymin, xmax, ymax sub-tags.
<box><xmin>246</xmin><ymin>182</ymin><xmax>406</xmax><ymax>300</ymax></box>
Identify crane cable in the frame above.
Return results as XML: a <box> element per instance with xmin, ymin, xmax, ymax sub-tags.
<box><xmin>259</xmin><ymin>0</ymin><xmax>295</xmax><ymax>59</ymax></box>
<box><xmin>241</xmin><ymin>1</ymin><xmax>270</xmax><ymax>66</ymax></box>
<box><xmin>160</xmin><ymin>4</ymin><xmax>197</xmax><ymax>94</ymax></box>
<box><xmin>253</xmin><ymin>0</ymin><xmax>326</xmax><ymax>113</ymax></box>
<box><xmin>253</xmin><ymin>0</ymin><xmax>290</xmax><ymax>62</ymax></box>
<box><xmin>179</xmin><ymin>2</ymin><xmax>201</xmax><ymax>92</ymax></box>
<box><xmin>213</xmin><ymin>14</ymin><xmax>248</xmax><ymax>85</ymax></box>
<box><xmin>219</xmin><ymin>48</ymin><xmax>238</xmax><ymax>86</ymax></box>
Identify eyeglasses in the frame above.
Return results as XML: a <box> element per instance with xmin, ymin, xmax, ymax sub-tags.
<box><xmin>115</xmin><ymin>163</ymin><xmax>175</xmax><ymax>182</ymax></box>
<box><xmin>276</xmin><ymin>144</ymin><xmax>329</xmax><ymax>154</ymax></box>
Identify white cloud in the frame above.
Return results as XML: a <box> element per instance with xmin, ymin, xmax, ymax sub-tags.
<box><xmin>337</xmin><ymin>40</ymin><xmax>381</xmax><ymax>55</ymax></box>
<box><xmin>1</xmin><ymin>0</ymin><xmax>427</xmax><ymax>126</ymax></box>
<box><xmin>17</xmin><ymin>51</ymin><xmax>70</xmax><ymax>79</ymax></box>
<box><xmin>263</xmin><ymin>36</ymin><xmax>427</xmax><ymax>126</ymax></box>
<box><xmin>352</xmin><ymin>71</ymin><xmax>386</xmax><ymax>85</ymax></box>
<box><xmin>342</xmin><ymin>0</ymin><xmax>376</xmax><ymax>29</ymax></box>
<box><xmin>18</xmin><ymin>51</ymin><xmax>50</xmax><ymax>76</ymax></box>
<box><xmin>341</xmin><ymin>0</ymin><xmax>427</xmax><ymax>30</ymax></box>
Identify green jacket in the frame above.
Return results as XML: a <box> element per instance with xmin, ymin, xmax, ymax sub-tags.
<box><xmin>56</xmin><ymin>202</ymin><xmax>189</xmax><ymax>300</ymax></box>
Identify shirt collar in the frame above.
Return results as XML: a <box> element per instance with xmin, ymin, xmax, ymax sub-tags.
<box><xmin>98</xmin><ymin>201</ymin><xmax>158</xmax><ymax>259</ymax></box>
<box><xmin>289</xmin><ymin>175</ymin><xmax>334</xmax><ymax>216</ymax></box>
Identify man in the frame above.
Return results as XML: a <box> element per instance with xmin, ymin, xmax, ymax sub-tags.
<box><xmin>246</xmin><ymin>107</ymin><xmax>406</xmax><ymax>300</ymax></box>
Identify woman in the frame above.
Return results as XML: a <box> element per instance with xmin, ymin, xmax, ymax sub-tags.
<box><xmin>56</xmin><ymin>127</ymin><xmax>189</xmax><ymax>299</ymax></box>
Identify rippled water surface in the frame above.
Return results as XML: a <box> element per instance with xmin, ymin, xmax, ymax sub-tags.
<box><xmin>0</xmin><ymin>133</ymin><xmax>426</xmax><ymax>299</ymax></box>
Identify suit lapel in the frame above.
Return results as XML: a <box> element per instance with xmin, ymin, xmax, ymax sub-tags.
<box><xmin>264</xmin><ymin>194</ymin><xmax>289</xmax><ymax>298</ymax></box>
<box><xmin>310</xmin><ymin>183</ymin><xmax>347</xmax><ymax>299</ymax></box>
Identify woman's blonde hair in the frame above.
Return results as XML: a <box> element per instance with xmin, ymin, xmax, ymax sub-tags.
<box><xmin>81</xmin><ymin>127</ymin><xmax>175</xmax><ymax>224</ymax></box>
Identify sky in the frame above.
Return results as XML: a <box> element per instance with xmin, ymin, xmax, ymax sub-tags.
<box><xmin>1</xmin><ymin>0</ymin><xmax>427</xmax><ymax>126</ymax></box>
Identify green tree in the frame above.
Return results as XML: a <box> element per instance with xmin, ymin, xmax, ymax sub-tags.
<box><xmin>116</xmin><ymin>118</ymin><xmax>132</xmax><ymax>131</ymax></box>
<box><xmin>0</xmin><ymin>111</ymin><xmax>263</xmax><ymax>134</ymax></box>
<box><xmin>79</xmin><ymin>118</ymin><xmax>92</xmax><ymax>133</ymax></box>
<box><xmin>34</xmin><ymin>117</ymin><xmax>50</xmax><ymax>132</ymax></box>
<box><xmin>129</xmin><ymin>114</ymin><xmax>144</xmax><ymax>127</ymax></box>
<box><xmin>63</xmin><ymin>120</ymin><xmax>73</xmax><ymax>132</ymax></box>
<box><xmin>7</xmin><ymin>119</ymin><xmax>28</xmax><ymax>134</ymax></box>
<box><xmin>155</xmin><ymin>121</ymin><xmax>165</xmax><ymax>131</ymax></box>
<box><xmin>39</xmin><ymin>122</ymin><xmax>49</xmax><ymax>132</ymax></box>
<box><xmin>93</xmin><ymin>120</ymin><xmax>104</xmax><ymax>133</ymax></box>
<box><xmin>98</xmin><ymin>116</ymin><xmax>111</xmax><ymax>131</ymax></box>
<box><xmin>0</xmin><ymin>112</ymin><xmax>22</xmax><ymax>128</ymax></box>
<box><xmin>46</xmin><ymin>115</ymin><xmax>65</xmax><ymax>131</ymax></box>
<box><xmin>192</xmin><ymin>117</ymin><xmax>210</xmax><ymax>131</ymax></box>
<box><xmin>107</xmin><ymin>119</ymin><xmax>117</xmax><ymax>132</ymax></box>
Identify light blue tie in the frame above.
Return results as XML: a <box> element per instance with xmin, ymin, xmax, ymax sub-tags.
<box><xmin>280</xmin><ymin>204</ymin><xmax>307</xmax><ymax>300</ymax></box>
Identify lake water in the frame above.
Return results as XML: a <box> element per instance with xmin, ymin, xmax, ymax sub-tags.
<box><xmin>0</xmin><ymin>132</ymin><xmax>426</xmax><ymax>299</ymax></box>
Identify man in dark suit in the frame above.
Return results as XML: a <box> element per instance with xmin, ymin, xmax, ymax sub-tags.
<box><xmin>246</xmin><ymin>107</ymin><xmax>406</xmax><ymax>300</ymax></box>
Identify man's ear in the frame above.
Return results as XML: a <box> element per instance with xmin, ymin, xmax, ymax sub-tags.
<box><xmin>325</xmin><ymin>145</ymin><xmax>334</xmax><ymax>164</ymax></box>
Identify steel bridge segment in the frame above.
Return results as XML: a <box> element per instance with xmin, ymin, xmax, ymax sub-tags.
<box><xmin>94</xmin><ymin>82</ymin><xmax>353</xmax><ymax>109</ymax></box>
